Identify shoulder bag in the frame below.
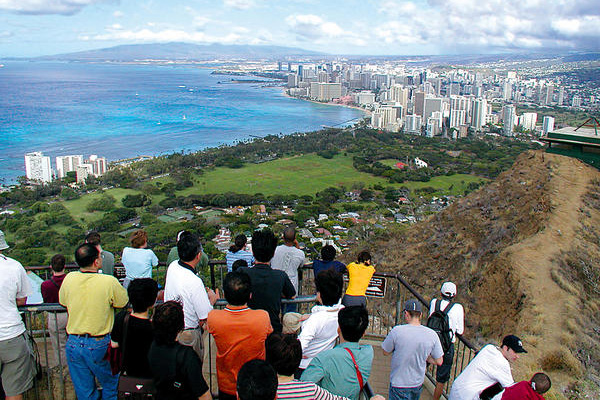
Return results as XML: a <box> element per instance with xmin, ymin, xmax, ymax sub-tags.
<box><xmin>117</xmin><ymin>314</ymin><xmax>156</xmax><ymax>397</ymax></box>
<box><xmin>344</xmin><ymin>347</ymin><xmax>374</xmax><ymax>400</ymax></box>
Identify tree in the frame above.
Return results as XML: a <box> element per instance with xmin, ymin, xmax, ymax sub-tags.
<box><xmin>86</xmin><ymin>194</ymin><xmax>117</xmax><ymax>212</ymax></box>
<box><xmin>122</xmin><ymin>194</ymin><xmax>151</xmax><ymax>208</ymax></box>
<box><xmin>60</xmin><ymin>187</ymin><xmax>80</xmax><ymax>200</ymax></box>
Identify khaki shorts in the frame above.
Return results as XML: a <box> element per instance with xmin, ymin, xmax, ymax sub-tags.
<box><xmin>0</xmin><ymin>333</ymin><xmax>35</xmax><ymax>396</ymax></box>
<box><xmin>177</xmin><ymin>327</ymin><xmax>204</xmax><ymax>361</ymax></box>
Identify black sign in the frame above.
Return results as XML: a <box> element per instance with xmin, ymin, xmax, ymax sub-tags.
<box><xmin>343</xmin><ymin>275</ymin><xmax>386</xmax><ymax>298</ymax></box>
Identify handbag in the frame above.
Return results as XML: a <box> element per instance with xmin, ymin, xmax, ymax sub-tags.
<box><xmin>345</xmin><ymin>347</ymin><xmax>373</xmax><ymax>400</ymax></box>
<box><xmin>117</xmin><ymin>314</ymin><xmax>156</xmax><ymax>396</ymax></box>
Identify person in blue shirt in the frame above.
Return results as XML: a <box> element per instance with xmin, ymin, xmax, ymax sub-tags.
<box><xmin>226</xmin><ymin>234</ymin><xmax>254</xmax><ymax>272</ymax></box>
<box><xmin>122</xmin><ymin>229</ymin><xmax>158</xmax><ymax>288</ymax></box>
<box><xmin>312</xmin><ymin>245</ymin><xmax>346</xmax><ymax>279</ymax></box>
<box><xmin>300</xmin><ymin>306</ymin><xmax>374</xmax><ymax>400</ymax></box>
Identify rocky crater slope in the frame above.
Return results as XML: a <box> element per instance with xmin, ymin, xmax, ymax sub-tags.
<box><xmin>372</xmin><ymin>151</ymin><xmax>600</xmax><ymax>399</ymax></box>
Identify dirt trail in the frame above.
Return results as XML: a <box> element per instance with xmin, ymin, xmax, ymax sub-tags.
<box><xmin>503</xmin><ymin>153</ymin><xmax>596</xmax><ymax>379</ymax></box>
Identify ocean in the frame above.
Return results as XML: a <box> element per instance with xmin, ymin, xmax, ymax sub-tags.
<box><xmin>0</xmin><ymin>62</ymin><xmax>365</xmax><ymax>184</ymax></box>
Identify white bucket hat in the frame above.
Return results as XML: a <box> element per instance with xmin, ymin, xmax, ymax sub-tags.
<box><xmin>0</xmin><ymin>230</ymin><xmax>9</xmax><ymax>251</ymax></box>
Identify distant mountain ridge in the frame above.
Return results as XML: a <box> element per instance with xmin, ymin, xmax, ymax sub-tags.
<box><xmin>34</xmin><ymin>42</ymin><xmax>325</xmax><ymax>62</ymax></box>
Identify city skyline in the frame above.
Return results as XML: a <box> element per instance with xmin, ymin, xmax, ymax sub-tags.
<box><xmin>1</xmin><ymin>0</ymin><xmax>599</xmax><ymax>58</ymax></box>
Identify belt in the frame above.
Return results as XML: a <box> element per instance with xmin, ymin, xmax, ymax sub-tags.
<box><xmin>70</xmin><ymin>333</ymin><xmax>107</xmax><ymax>338</ymax></box>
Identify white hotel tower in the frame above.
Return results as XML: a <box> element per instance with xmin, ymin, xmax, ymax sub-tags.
<box><xmin>24</xmin><ymin>152</ymin><xmax>52</xmax><ymax>183</ymax></box>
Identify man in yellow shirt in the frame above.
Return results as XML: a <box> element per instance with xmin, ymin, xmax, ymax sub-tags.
<box><xmin>59</xmin><ymin>243</ymin><xmax>128</xmax><ymax>400</ymax></box>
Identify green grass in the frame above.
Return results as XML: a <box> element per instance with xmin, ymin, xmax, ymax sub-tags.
<box><xmin>180</xmin><ymin>154</ymin><xmax>392</xmax><ymax>196</ymax></box>
<box><xmin>379</xmin><ymin>159</ymin><xmax>404</xmax><ymax>167</ymax></box>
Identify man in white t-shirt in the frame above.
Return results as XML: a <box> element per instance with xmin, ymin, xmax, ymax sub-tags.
<box><xmin>164</xmin><ymin>231</ymin><xmax>218</xmax><ymax>359</ymax></box>
<box><xmin>0</xmin><ymin>230</ymin><xmax>35</xmax><ymax>400</ymax></box>
<box><xmin>448</xmin><ymin>335</ymin><xmax>526</xmax><ymax>400</ymax></box>
<box><xmin>429</xmin><ymin>281</ymin><xmax>465</xmax><ymax>400</ymax></box>
<box><xmin>297</xmin><ymin>269</ymin><xmax>344</xmax><ymax>373</ymax></box>
<box><xmin>382</xmin><ymin>299</ymin><xmax>444</xmax><ymax>400</ymax></box>
<box><xmin>271</xmin><ymin>227</ymin><xmax>305</xmax><ymax>312</ymax></box>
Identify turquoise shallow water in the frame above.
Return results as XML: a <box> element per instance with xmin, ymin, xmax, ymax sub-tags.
<box><xmin>0</xmin><ymin>62</ymin><xmax>364</xmax><ymax>183</ymax></box>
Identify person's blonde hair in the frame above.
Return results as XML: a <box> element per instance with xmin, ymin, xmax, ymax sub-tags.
<box><xmin>130</xmin><ymin>229</ymin><xmax>148</xmax><ymax>248</ymax></box>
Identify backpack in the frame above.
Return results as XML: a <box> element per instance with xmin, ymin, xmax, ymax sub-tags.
<box><xmin>426</xmin><ymin>299</ymin><xmax>455</xmax><ymax>353</ymax></box>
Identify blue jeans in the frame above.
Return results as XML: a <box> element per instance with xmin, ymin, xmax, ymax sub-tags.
<box><xmin>389</xmin><ymin>385</ymin><xmax>422</xmax><ymax>400</ymax></box>
<box><xmin>66</xmin><ymin>334</ymin><xmax>118</xmax><ymax>400</ymax></box>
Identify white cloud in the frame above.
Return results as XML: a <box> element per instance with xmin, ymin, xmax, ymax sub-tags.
<box><xmin>376</xmin><ymin>0</ymin><xmax>600</xmax><ymax>51</ymax></box>
<box><xmin>0</xmin><ymin>0</ymin><xmax>110</xmax><ymax>15</ymax></box>
<box><xmin>84</xmin><ymin>28</ymin><xmax>246</xmax><ymax>44</ymax></box>
<box><xmin>285</xmin><ymin>14</ymin><xmax>345</xmax><ymax>40</ymax></box>
<box><xmin>113</xmin><ymin>10</ymin><xmax>123</xmax><ymax>18</ymax></box>
<box><xmin>223</xmin><ymin>0</ymin><xmax>255</xmax><ymax>10</ymax></box>
<box><xmin>193</xmin><ymin>16</ymin><xmax>211</xmax><ymax>29</ymax></box>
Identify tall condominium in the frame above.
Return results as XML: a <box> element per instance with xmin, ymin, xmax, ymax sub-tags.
<box><xmin>24</xmin><ymin>152</ymin><xmax>52</xmax><ymax>183</ymax></box>
<box><xmin>56</xmin><ymin>155</ymin><xmax>83</xmax><ymax>178</ymax></box>
<box><xmin>502</xmin><ymin>105</ymin><xmax>517</xmax><ymax>136</ymax></box>
<box><xmin>472</xmin><ymin>98</ymin><xmax>488</xmax><ymax>130</ymax></box>
<box><xmin>542</xmin><ymin>116</ymin><xmax>555</xmax><ymax>135</ymax></box>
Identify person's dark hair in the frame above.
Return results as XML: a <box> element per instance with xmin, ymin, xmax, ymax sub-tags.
<box><xmin>357</xmin><ymin>250</ymin><xmax>371</xmax><ymax>264</ymax></box>
<box><xmin>531</xmin><ymin>372</ymin><xmax>551</xmax><ymax>394</ymax></box>
<box><xmin>130</xmin><ymin>229</ymin><xmax>148</xmax><ymax>248</ymax></box>
<box><xmin>224</xmin><ymin>271</ymin><xmax>251</xmax><ymax>306</ymax></box>
<box><xmin>237</xmin><ymin>359</ymin><xmax>277</xmax><ymax>400</ymax></box>
<box><xmin>177</xmin><ymin>231</ymin><xmax>201</xmax><ymax>262</ymax></box>
<box><xmin>321</xmin><ymin>245</ymin><xmax>336</xmax><ymax>262</ymax></box>
<box><xmin>85</xmin><ymin>231</ymin><xmax>101</xmax><ymax>245</ymax></box>
<box><xmin>338</xmin><ymin>306</ymin><xmax>369</xmax><ymax>342</ymax></box>
<box><xmin>229</xmin><ymin>234</ymin><xmax>247</xmax><ymax>253</ymax></box>
<box><xmin>406</xmin><ymin>310</ymin><xmax>421</xmax><ymax>319</ymax></box>
<box><xmin>282</xmin><ymin>227</ymin><xmax>296</xmax><ymax>244</ymax></box>
<box><xmin>232</xmin><ymin>259</ymin><xmax>248</xmax><ymax>272</ymax></box>
<box><xmin>251</xmin><ymin>229</ymin><xmax>277</xmax><ymax>263</ymax></box>
<box><xmin>75</xmin><ymin>243</ymin><xmax>99</xmax><ymax>269</ymax></box>
<box><xmin>127</xmin><ymin>278</ymin><xmax>159</xmax><ymax>313</ymax></box>
<box><xmin>50</xmin><ymin>254</ymin><xmax>66</xmax><ymax>273</ymax></box>
<box><xmin>265</xmin><ymin>332</ymin><xmax>302</xmax><ymax>376</ymax></box>
<box><xmin>152</xmin><ymin>301</ymin><xmax>184</xmax><ymax>345</ymax></box>
<box><xmin>315</xmin><ymin>269</ymin><xmax>343</xmax><ymax>306</ymax></box>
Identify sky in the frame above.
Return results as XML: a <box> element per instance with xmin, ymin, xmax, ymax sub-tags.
<box><xmin>0</xmin><ymin>0</ymin><xmax>599</xmax><ymax>57</ymax></box>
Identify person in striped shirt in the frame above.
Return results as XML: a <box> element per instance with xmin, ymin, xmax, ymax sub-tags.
<box><xmin>266</xmin><ymin>332</ymin><xmax>350</xmax><ymax>400</ymax></box>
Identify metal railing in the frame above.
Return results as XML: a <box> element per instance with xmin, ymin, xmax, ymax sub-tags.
<box><xmin>20</xmin><ymin>261</ymin><xmax>477</xmax><ymax>399</ymax></box>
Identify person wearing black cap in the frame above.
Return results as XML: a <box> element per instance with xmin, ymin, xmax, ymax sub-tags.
<box><xmin>381</xmin><ymin>299</ymin><xmax>444</xmax><ymax>400</ymax></box>
<box><xmin>448</xmin><ymin>334</ymin><xmax>527</xmax><ymax>400</ymax></box>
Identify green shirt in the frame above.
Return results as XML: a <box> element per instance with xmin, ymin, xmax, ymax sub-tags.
<box><xmin>300</xmin><ymin>341</ymin><xmax>373</xmax><ymax>400</ymax></box>
<box><xmin>166</xmin><ymin>246</ymin><xmax>209</xmax><ymax>270</ymax></box>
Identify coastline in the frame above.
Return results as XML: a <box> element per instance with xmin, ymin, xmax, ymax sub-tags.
<box><xmin>281</xmin><ymin>88</ymin><xmax>372</xmax><ymax>117</ymax></box>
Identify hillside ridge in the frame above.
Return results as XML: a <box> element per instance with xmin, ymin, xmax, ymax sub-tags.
<box><xmin>372</xmin><ymin>150</ymin><xmax>600</xmax><ymax>398</ymax></box>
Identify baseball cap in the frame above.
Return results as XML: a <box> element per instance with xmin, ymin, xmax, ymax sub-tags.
<box><xmin>502</xmin><ymin>335</ymin><xmax>527</xmax><ymax>353</ymax></box>
<box><xmin>0</xmin><ymin>230</ymin><xmax>9</xmax><ymax>251</ymax></box>
<box><xmin>441</xmin><ymin>282</ymin><xmax>457</xmax><ymax>297</ymax></box>
<box><xmin>403</xmin><ymin>299</ymin><xmax>422</xmax><ymax>313</ymax></box>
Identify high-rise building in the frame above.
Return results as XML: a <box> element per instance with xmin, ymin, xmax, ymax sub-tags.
<box><xmin>56</xmin><ymin>155</ymin><xmax>83</xmax><ymax>178</ymax></box>
<box><xmin>404</xmin><ymin>115</ymin><xmax>422</xmax><ymax>134</ymax></box>
<box><xmin>24</xmin><ymin>152</ymin><xmax>52</xmax><ymax>183</ymax></box>
<box><xmin>309</xmin><ymin>82</ymin><xmax>343</xmax><ymax>102</ymax></box>
<box><xmin>87</xmin><ymin>155</ymin><xmax>107</xmax><ymax>176</ymax></box>
<box><xmin>472</xmin><ymin>98</ymin><xmax>487</xmax><ymax>130</ymax></box>
<box><xmin>423</xmin><ymin>97</ymin><xmax>443</xmax><ymax>120</ymax></box>
<box><xmin>414</xmin><ymin>91</ymin><xmax>426</xmax><ymax>116</ymax></box>
<box><xmin>449</xmin><ymin>109</ymin><xmax>466</xmax><ymax>128</ymax></box>
<box><xmin>558</xmin><ymin>87</ymin><xmax>564</xmax><ymax>106</ymax></box>
<box><xmin>355</xmin><ymin>91</ymin><xmax>376</xmax><ymax>106</ymax></box>
<box><xmin>287</xmin><ymin>74</ymin><xmax>298</xmax><ymax>88</ymax></box>
<box><xmin>572</xmin><ymin>96</ymin><xmax>582</xmax><ymax>107</ymax></box>
<box><xmin>542</xmin><ymin>116</ymin><xmax>555</xmax><ymax>135</ymax></box>
<box><xmin>520</xmin><ymin>113</ymin><xmax>538</xmax><ymax>131</ymax></box>
<box><xmin>544</xmin><ymin>85</ymin><xmax>554</xmax><ymax>105</ymax></box>
<box><xmin>502</xmin><ymin>105</ymin><xmax>517</xmax><ymax>136</ymax></box>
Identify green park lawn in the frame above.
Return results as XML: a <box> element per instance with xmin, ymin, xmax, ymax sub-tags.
<box><xmin>400</xmin><ymin>174</ymin><xmax>487</xmax><ymax>195</ymax></box>
<box><xmin>180</xmin><ymin>154</ymin><xmax>392</xmax><ymax>196</ymax></box>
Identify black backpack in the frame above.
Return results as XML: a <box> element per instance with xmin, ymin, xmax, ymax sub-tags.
<box><xmin>426</xmin><ymin>300</ymin><xmax>455</xmax><ymax>353</ymax></box>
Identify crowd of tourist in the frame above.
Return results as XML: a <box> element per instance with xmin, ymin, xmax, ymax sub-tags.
<box><xmin>0</xmin><ymin>227</ymin><xmax>553</xmax><ymax>400</ymax></box>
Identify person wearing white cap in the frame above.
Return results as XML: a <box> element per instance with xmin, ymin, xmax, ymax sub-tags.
<box><xmin>429</xmin><ymin>282</ymin><xmax>465</xmax><ymax>400</ymax></box>
<box><xmin>0</xmin><ymin>230</ymin><xmax>36</xmax><ymax>400</ymax></box>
